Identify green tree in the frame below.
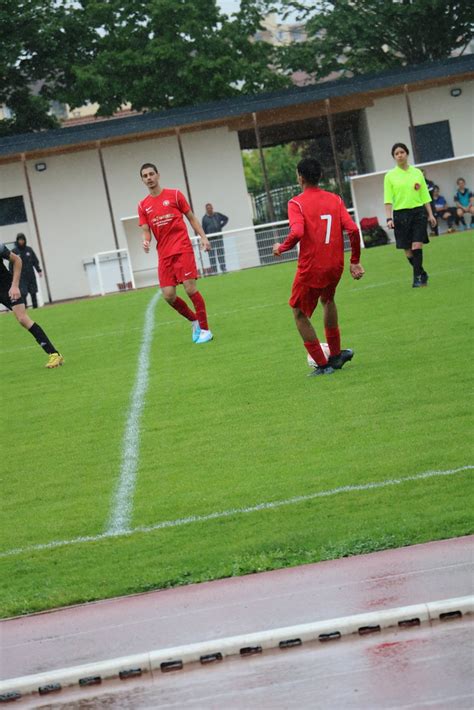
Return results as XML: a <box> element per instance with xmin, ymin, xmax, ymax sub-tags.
<box><xmin>0</xmin><ymin>1</ymin><xmax>90</xmax><ymax>136</ymax></box>
<box><xmin>0</xmin><ymin>0</ymin><xmax>288</xmax><ymax>135</ymax></box>
<box><xmin>242</xmin><ymin>143</ymin><xmax>302</xmax><ymax>192</ymax></box>
<box><xmin>277</xmin><ymin>0</ymin><xmax>473</xmax><ymax>79</ymax></box>
<box><xmin>65</xmin><ymin>0</ymin><xmax>287</xmax><ymax>116</ymax></box>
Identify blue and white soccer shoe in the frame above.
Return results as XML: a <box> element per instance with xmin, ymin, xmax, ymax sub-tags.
<box><xmin>192</xmin><ymin>320</ymin><xmax>201</xmax><ymax>342</ymax></box>
<box><xmin>196</xmin><ymin>329</ymin><xmax>213</xmax><ymax>344</ymax></box>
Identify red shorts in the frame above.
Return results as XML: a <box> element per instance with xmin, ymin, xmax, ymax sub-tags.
<box><xmin>158</xmin><ymin>251</ymin><xmax>198</xmax><ymax>287</ymax></box>
<box><xmin>289</xmin><ymin>276</ymin><xmax>340</xmax><ymax>317</ymax></box>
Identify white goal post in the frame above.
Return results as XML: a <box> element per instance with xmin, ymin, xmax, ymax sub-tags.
<box><xmin>90</xmin><ymin>249</ymin><xmax>135</xmax><ymax>296</ymax></box>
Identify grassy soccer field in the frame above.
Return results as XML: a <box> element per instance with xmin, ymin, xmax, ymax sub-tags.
<box><xmin>1</xmin><ymin>233</ymin><xmax>473</xmax><ymax>617</ymax></box>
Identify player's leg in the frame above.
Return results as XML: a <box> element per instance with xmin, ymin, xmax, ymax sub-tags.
<box><xmin>292</xmin><ymin>307</ymin><xmax>333</xmax><ymax>376</ymax></box>
<box><xmin>162</xmin><ymin>284</ymin><xmax>197</xmax><ymax>322</ymax></box>
<box><xmin>173</xmin><ymin>252</ymin><xmax>212</xmax><ymax>343</ymax></box>
<box><xmin>289</xmin><ymin>281</ymin><xmax>333</xmax><ymax>375</ymax></box>
<box><xmin>322</xmin><ymin>292</ymin><xmax>354</xmax><ymax>370</ymax></box>
<box><xmin>30</xmin><ymin>289</ymin><xmax>38</xmax><ymax>309</ymax></box>
<box><xmin>159</xmin><ymin>254</ymin><xmax>199</xmax><ymax>338</ymax></box>
<box><xmin>11</xmin><ymin>301</ymin><xmax>63</xmax><ymax>368</ymax></box>
<box><xmin>183</xmin><ymin>279</ymin><xmax>212</xmax><ymax>343</ymax></box>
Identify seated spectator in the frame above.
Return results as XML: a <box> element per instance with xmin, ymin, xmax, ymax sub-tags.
<box><xmin>453</xmin><ymin>178</ymin><xmax>474</xmax><ymax>230</ymax></box>
<box><xmin>432</xmin><ymin>186</ymin><xmax>458</xmax><ymax>233</ymax></box>
<box><xmin>421</xmin><ymin>170</ymin><xmax>438</xmax><ymax>235</ymax></box>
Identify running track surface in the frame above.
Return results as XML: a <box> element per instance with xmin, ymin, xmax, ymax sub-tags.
<box><xmin>2</xmin><ymin>536</ymin><xmax>472</xmax><ymax>683</ymax></box>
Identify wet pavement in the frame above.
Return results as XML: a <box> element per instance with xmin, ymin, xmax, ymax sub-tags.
<box><xmin>17</xmin><ymin>618</ymin><xmax>474</xmax><ymax>709</ymax></box>
<box><xmin>1</xmin><ymin>536</ymin><xmax>472</xmax><ymax>682</ymax></box>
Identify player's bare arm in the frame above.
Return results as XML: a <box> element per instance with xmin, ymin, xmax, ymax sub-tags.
<box><xmin>185</xmin><ymin>210</ymin><xmax>211</xmax><ymax>252</ymax></box>
<box><xmin>424</xmin><ymin>201</ymin><xmax>437</xmax><ymax>228</ymax></box>
<box><xmin>350</xmin><ymin>263</ymin><xmax>365</xmax><ymax>280</ymax></box>
<box><xmin>8</xmin><ymin>252</ymin><xmax>22</xmax><ymax>300</ymax></box>
<box><xmin>273</xmin><ymin>243</ymin><xmax>282</xmax><ymax>257</ymax></box>
<box><xmin>141</xmin><ymin>225</ymin><xmax>151</xmax><ymax>253</ymax></box>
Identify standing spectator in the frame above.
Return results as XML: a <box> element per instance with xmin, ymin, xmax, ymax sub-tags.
<box><xmin>384</xmin><ymin>143</ymin><xmax>437</xmax><ymax>288</ymax></box>
<box><xmin>138</xmin><ymin>163</ymin><xmax>213</xmax><ymax>344</ymax></box>
<box><xmin>202</xmin><ymin>203</ymin><xmax>229</xmax><ymax>274</ymax></box>
<box><xmin>11</xmin><ymin>233</ymin><xmax>42</xmax><ymax>308</ymax></box>
<box><xmin>453</xmin><ymin>178</ymin><xmax>474</xmax><ymax>230</ymax></box>
<box><xmin>272</xmin><ymin>158</ymin><xmax>364</xmax><ymax>377</ymax></box>
<box><xmin>1</xmin><ymin>243</ymin><xmax>63</xmax><ymax>368</ymax></box>
<box><xmin>432</xmin><ymin>186</ymin><xmax>458</xmax><ymax>233</ymax></box>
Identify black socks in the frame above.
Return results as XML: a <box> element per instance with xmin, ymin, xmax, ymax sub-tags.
<box><xmin>411</xmin><ymin>249</ymin><xmax>424</xmax><ymax>278</ymax></box>
<box><xmin>28</xmin><ymin>322</ymin><xmax>57</xmax><ymax>354</ymax></box>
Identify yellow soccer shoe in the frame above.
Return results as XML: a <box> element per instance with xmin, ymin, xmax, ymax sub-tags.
<box><xmin>46</xmin><ymin>352</ymin><xmax>64</xmax><ymax>369</ymax></box>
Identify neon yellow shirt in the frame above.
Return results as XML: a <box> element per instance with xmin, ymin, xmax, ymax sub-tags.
<box><xmin>384</xmin><ymin>165</ymin><xmax>431</xmax><ymax>210</ymax></box>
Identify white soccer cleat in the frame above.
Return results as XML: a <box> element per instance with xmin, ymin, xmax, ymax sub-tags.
<box><xmin>195</xmin><ymin>329</ymin><xmax>213</xmax><ymax>344</ymax></box>
<box><xmin>192</xmin><ymin>320</ymin><xmax>201</xmax><ymax>342</ymax></box>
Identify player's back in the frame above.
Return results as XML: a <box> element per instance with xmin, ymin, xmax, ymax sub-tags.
<box><xmin>290</xmin><ymin>187</ymin><xmax>350</xmax><ymax>284</ymax></box>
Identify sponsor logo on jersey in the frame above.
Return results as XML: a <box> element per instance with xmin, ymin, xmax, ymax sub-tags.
<box><xmin>163</xmin><ymin>200</ymin><xmax>170</xmax><ymax>206</ymax></box>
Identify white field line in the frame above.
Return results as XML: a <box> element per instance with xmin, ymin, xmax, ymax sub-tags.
<box><xmin>105</xmin><ymin>291</ymin><xmax>161</xmax><ymax>535</ymax></box>
<box><xmin>1</xmin><ymin>465</ymin><xmax>471</xmax><ymax>559</ymax></box>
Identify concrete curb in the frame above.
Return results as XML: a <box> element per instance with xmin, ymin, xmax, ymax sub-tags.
<box><xmin>0</xmin><ymin>595</ymin><xmax>472</xmax><ymax>702</ymax></box>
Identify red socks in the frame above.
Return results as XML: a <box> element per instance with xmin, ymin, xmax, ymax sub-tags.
<box><xmin>171</xmin><ymin>297</ymin><xmax>196</xmax><ymax>322</ymax></box>
<box><xmin>325</xmin><ymin>327</ymin><xmax>340</xmax><ymax>357</ymax></box>
<box><xmin>189</xmin><ymin>291</ymin><xmax>209</xmax><ymax>330</ymax></box>
<box><xmin>304</xmin><ymin>340</ymin><xmax>328</xmax><ymax>367</ymax></box>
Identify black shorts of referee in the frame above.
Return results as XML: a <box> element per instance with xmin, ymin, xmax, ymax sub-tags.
<box><xmin>393</xmin><ymin>206</ymin><xmax>430</xmax><ymax>250</ymax></box>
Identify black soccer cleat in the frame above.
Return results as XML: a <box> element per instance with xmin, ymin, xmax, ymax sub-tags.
<box><xmin>308</xmin><ymin>364</ymin><xmax>335</xmax><ymax>377</ymax></box>
<box><xmin>420</xmin><ymin>272</ymin><xmax>429</xmax><ymax>286</ymax></box>
<box><xmin>412</xmin><ymin>276</ymin><xmax>423</xmax><ymax>288</ymax></box>
<box><xmin>328</xmin><ymin>349</ymin><xmax>354</xmax><ymax>370</ymax></box>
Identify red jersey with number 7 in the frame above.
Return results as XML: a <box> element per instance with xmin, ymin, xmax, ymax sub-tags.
<box><xmin>278</xmin><ymin>187</ymin><xmax>361</xmax><ymax>288</ymax></box>
<box><xmin>138</xmin><ymin>188</ymin><xmax>193</xmax><ymax>259</ymax></box>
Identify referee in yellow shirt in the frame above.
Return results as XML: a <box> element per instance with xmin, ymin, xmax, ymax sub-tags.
<box><xmin>384</xmin><ymin>143</ymin><xmax>437</xmax><ymax>287</ymax></box>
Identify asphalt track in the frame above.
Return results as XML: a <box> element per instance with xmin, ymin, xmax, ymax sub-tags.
<box><xmin>2</xmin><ymin>536</ymin><xmax>473</xmax><ymax>707</ymax></box>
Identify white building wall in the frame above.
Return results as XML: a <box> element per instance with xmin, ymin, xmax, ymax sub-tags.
<box><xmin>24</xmin><ymin>150</ymin><xmax>115</xmax><ymax>301</ymax></box>
<box><xmin>365</xmin><ymin>80</ymin><xmax>474</xmax><ymax>172</ymax></box>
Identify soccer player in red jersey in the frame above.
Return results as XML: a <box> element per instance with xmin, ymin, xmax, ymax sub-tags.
<box><xmin>138</xmin><ymin>163</ymin><xmax>213</xmax><ymax>343</ymax></box>
<box><xmin>273</xmin><ymin>158</ymin><xmax>364</xmax><ymax>376</ymax></box>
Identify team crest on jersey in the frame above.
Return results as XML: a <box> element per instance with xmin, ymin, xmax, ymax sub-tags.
<box><xmin>163</xmin><ymin>200</ymin><xmax>170</xmax><ymax>206</ymax></box>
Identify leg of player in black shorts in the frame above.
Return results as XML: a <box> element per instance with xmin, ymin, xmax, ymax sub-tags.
<box><xmin>1</xmin><ymin>291</ymin><xmax>64</xmax><ymax>368</ymax></box>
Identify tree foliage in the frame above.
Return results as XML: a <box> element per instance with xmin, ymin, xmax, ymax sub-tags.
<box><xmin>242</xmin><ymin>143</ymin><xmax>301</xmax><ymax>192</ymax></box>
<box><xmin>0</xmin><ymin>0</ymin><xmax>288</xmax><ymax>135</ymax></box>
<box><xmin>277</xmin><ymin>0</ymin><xmax>473</xmax><ymax>79</ymax></box>
<box><xmin>0</xmin><ymin>1</ymin><xmax>82</xmax><ymax>135</ymax></box>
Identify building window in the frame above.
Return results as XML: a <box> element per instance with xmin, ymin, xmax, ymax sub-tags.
<box><xmin>0</xmin><ymin>196</ymin><xmax>27</xmax><ymax>226</ymax></box>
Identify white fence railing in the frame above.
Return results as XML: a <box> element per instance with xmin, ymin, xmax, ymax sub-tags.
<box><xmin>122</xmin><ymin>211</ymin><xmax>357</xmax><ymax>291</ymax></box>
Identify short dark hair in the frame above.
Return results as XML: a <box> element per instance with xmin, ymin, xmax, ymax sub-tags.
<box><xmin>457</xmin><ymin>177</ymin><xmax>465</xmax><ymax>183</ymax></box>
<box><xmin>391</xmin><ymin>142</ymin><xmax>409</xmax><ymax>157</ymax></box>
<box><xmin>433</xmin><ymin>185</ymin><xmax>440</xmax><ymax>190</ymax></box>
<box><xmin>140</xmin><ymin>162</ymin><xmax>158</xmax><ymax>176</ymax></box>
<box><xmin>297</xmin><ymin>158</ymin><xmax>322</xmax><ymax>186</ymax></box>
<box><xmin>16</xmin><ymin>233</ymin><xmax>26</xmax><ymax>239</ymax></box>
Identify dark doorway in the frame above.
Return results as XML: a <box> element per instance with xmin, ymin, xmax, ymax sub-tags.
<box><xmin>412</xmin><ymin>120</ymin><xmax>454</xmax><ymax>163</ymax></box>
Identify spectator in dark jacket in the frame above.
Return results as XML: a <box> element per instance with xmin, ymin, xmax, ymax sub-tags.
<box><xmin>202</xmin><ymin>204</ymin><xmax>229</xmax><ymax>274</ymax></box>
<box><xmin>11</xmin><ymin>233</ymin><xmax>42</xmax><ymax>308</ymax></box>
